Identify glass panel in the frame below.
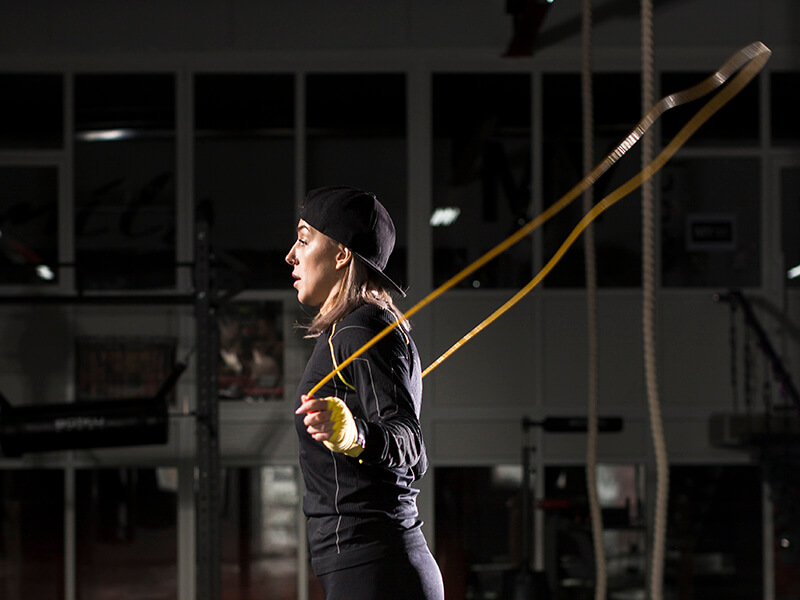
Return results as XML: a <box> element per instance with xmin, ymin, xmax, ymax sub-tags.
<box><xmin>543</xmin><ymin>464</ymin><xmax>762</xmax><ymax>600</ymax></box>
<box><xmin>195</xmin><ymin>74</ymin><xmax>295</xmax><ymax>290</ymax></box>
<box><xmin>306</xmin><ymin>73</ymin><xmax>407</xmax><ymax>291</ymax></box>
<box><xmin>661</xmin><ymin>157</ymin><xmax>760</xmax><ymax>287</ymax></box>
<box><xmin>542</xmin><ymin>73</ymin><xmax>642</xmax><ymax>287</ymax></box>
<box><xmin>772</xmin><ymin>464</ymin><xmax>800</xmax><ymax>600</ymax></box>
<box><xmin>218</xmin><ymin>301</ymin><xmax>284</xmax><ymax>401</ymax></box>
<box><xmin>432</xmin><ymin>73</ymin><xmax>531</xmax><ymax>289</ymax></box>
<box><xmin>0</xmin><ymin>166</ymin><xmax>59</xmax><ymax>284</ymax></box>
<box><xmin>221</xmin><ymin>466</ymin><xmax>300</xmax><ymax>600</ymax></box>
<box><xmin>0</xmin><ymin>73</ymin><xmax>63</xmax><ymax>149</ymax></box>
<box><xmin>782</xmin><ymin>165</ymin><xmax>800</xmax><ymax>288</ymax></box>
<box><xmin>771</xmin><ymin>72</ymin><xmax>800</xmax><ymax>146</ymax></box>
<box><xmin>76</xmin><ymin>468</ymin><xmax>178</xmax><ymax>600</ymax></box>
<box><xmin>435</xmin><ymin>465</ymin><xmax>528</xmax><ymax>600</ymax></box>
<box><xmin>0</xmin><ymin>469</ymin><xmax>64</xmax><ymax>600</ymax></box>
<box><xmin>661</xmin><ymin>72</ymin><xmax>759</xmax><ymax>147</ymax></box>
<box><xmin>544</xmin><ymin>465</ymin><xmax>646</xmax><ymax>597</ymax></box>
<box><xmin>74</xmin><ymin>74</ymin><xmax>176</xmax><ymax>290</ymax></box>
<box><xmin>666</xmin><ymin>465</ymin><xmax>762</xmax><ymax>599</ymax></box>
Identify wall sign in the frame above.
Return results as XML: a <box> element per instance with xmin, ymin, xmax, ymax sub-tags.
<box><xmin>686</xmin><ymin>213</ymin><xmax>736</xmax><ymax>251</ymax></box>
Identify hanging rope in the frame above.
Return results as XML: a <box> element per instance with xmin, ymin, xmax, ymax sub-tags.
<box><xmin>640</xmin><ymin>2</ymin><xmax>668</xmax><ymax>600</ymax></box>
<box><xmin>581</xmin><ymin>2</ymin><xmax>606</xmax><ymax>600</ymax></box>
<box><xmin>306</xmin><ymin>41</ymin><xmax>771</xmax><ymax>400</ymax></box>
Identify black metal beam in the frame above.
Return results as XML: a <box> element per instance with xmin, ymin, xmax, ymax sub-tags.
<box><xmin>195</xmin><ymin>219</ymin><xmax>221</xmax><ymax>600</ymax></box>
<box><xmin>715</xmin><ymin>290</ymin><xmax>800</xmax><ymax>411</ymax></box>
<box><xmin>0</xmin><ymin>294</ymin><xmax>195</xmax><ymax>305</ymax></box>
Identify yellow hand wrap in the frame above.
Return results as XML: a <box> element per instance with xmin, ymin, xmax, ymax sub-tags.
<box><xmin>321</xmin><ymin>397</ymin><xmax>364</xmax><ymax>458</ymax></box>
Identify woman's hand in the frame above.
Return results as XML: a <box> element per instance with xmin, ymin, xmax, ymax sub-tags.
<box><xmin>296</xmin><ymin>395</ymin><xmax>335</xmax><ymax>441</ymax></box>
<box><xmin>296</xmin><ymin>394</ymin><xmax>364</xmax><ymax>457</ymax></box>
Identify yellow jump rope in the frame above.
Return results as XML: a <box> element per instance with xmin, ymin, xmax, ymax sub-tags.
<box><xmin>307</xmin><ymin>40</ymin><xmax>771</xmax><ymax>398</ymax></box>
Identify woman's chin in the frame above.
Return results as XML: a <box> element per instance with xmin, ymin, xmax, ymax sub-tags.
<box><xmin>296</xmin><ymin>293</ymin><xmax>320</xmax><ymax>309</ymax></box>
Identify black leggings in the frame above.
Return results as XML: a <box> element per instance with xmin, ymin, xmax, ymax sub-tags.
<box><xmin>317</xmin><ymin>545</ymin><xmax>444</xmax><ymax>600</ymax></box>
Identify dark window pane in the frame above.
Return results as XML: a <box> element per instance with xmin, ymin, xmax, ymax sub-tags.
<box><xmin>195</xmin><ymin>74</ymin><xmax>295</xmax><ymax>290</ymax></box>
<box><xmin>75</xmin><ymin>74</ymin><xmax>174</xmax><ymax>134</ymax></box>
<box><xmin>433</xmin><ymin>73</ymin><xmax>531</xmax><ymax>289</ymax></box>
<box><xmin>307</xmin><ymin>73</ymin><xmax>405</xmax><ymax>135</ymax></box>
<box><xmin>435</xmin><ymin>466</ymin><xmax>526</xmax><ymax>600</ymax></box>
<box><xmin>542</xmin><ymin>464</ymin><xmax>762</xmax><ymax>599</ymax></box>
<box><xmin>661</xmin><ymin>157</ymin><xmax>760</xmax><ymax>287</ymax></box>
<box><xmin>76</xmin><ymin>468</ymin><xmax>177</xmax><ymax>600</ymax></box>
<box><xmin>771</xmin><ymin>72</ymin><xmax>800</xmax><ymax>146</ymax></box>
<box><xmin>196</xmin><ymin>73</ymin><xmax>294</xmax><ymax>133</ymax></box>
<box><xmin>544</xmin><ymin>465</ymin><xmax>645</xmax><ymax>595</ymax></box>
<box><xmin>543</xmin><ymin>73</ymin><xmax>641</xmax><ymax>143</ymax></box>
<box><xmin>0</xmin><ymin>470</ymin><xmax>65</xmax><ymax>600</ymax></box>
<box><xmin>306</xmin><ymin>73</ymin><xmax>407</xmax><ymax>292</ymax></box>
<box><xmin>74</xmin><ymin>74</ymin><xmax>176</xmax><ymax>290</ymax></box>
<box><xmin>542</xmin><ymin>73</ymin><xmax>642</xmax><ymax>288</ymax></box>
<box><xmin>221</xmin><ymin>467</ymin><xmax>300</xmax><ymax>600</ymax></box>
<box><xmin>661</xmin><ymin>72</ymin><xmax>759</xmax><ymax>146</ymax></box>
<box><xmin>0</xmin><ymin>73</ymin><xmax>63</xmax><ymax>149</ymax></box>
<box><xmin>782</xmin><ymin>165</ymin><xmax>800</xmax><ymax>288</ymax></box>
<box><xmin>665</xmin><ymin>466</ymin><xmax>762</xmax><ymax>600</ymax></box>
<box><xmin>0</xmin><ymin>166</ymin><xmax>59</xmax><ymax>285</ymax></box>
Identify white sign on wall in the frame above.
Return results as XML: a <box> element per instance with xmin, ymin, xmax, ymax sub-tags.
<box><xmin>686</xmin><ymin>213</ymin><xmax>737</xmax><ymax>251</ymax></box>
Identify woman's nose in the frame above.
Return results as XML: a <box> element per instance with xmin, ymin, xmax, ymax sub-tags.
<box><xmin>285</xmin><ymin>248</ymin><xmax>296</xmax><ymax>265</ymax></box>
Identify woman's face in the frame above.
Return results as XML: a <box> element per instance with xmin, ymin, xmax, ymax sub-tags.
<box><xmin>285</xmin><ymin>219</ymin><xmax>348</xmax><ymax>308</ymax></box>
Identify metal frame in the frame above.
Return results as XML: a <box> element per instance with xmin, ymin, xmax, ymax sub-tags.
<box><xmin>194</xmin><ymin>217</ymin><xmax>221</xmax><ymax>600</ymax></box>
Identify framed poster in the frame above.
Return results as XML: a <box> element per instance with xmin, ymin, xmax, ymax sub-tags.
<box><xmin>218</xmin><ymin>301</ymin><xmax>284</xmax><ymax>401</ymax></box>
<box><xmin>75</xmin><ymin>336</ymin><xmax>177</xmax><ymax>403</ymax></box>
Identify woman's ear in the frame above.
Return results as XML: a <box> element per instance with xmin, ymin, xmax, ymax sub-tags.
<box><xmin>334</xmin><ymin>245</ymin><xmax>352</xmax><ymax>270</ymax></box>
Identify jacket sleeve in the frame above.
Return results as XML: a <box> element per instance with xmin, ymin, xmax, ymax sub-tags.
<box><xmin>331</xmin><ymin>319</ymin><xmax>426</xmax><ymax>474</ymax></box>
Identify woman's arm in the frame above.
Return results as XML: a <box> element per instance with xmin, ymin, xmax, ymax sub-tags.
<box><xmin>333</xmin><ymin>319</ymin><xmax>426</xmax><ymax>471</ymax></box>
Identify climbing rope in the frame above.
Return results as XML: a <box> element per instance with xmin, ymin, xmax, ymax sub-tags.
<box><xmin>581</xmin><ymin>2</ymin><xmax>607</xmax><ymax>599</ymax></box>
<box><xmin>640</xmin><ymin>2</ymin><xmax>669</xmax><ymax>599</ymax></box>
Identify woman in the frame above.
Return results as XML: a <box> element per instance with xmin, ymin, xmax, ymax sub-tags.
<box><xmin>287</xmin><ymin>186</ymin><xmax>444</xmax><ymax>600</ymax></box>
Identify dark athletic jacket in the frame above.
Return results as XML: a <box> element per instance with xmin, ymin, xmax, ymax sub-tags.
<box><xmin>294</xmin><ymin>303</ymin><xmax>428</xmax><ymax>575</ymax></box>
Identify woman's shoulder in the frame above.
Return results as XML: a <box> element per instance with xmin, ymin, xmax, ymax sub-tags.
<box><xmin>333</xmin><ymin>303</ymin><xmax>409</xmax><ymax>348</ymax></box>
<box><xmin>338</xmin><ymin>302</ymin><xmax>393</xmax><ymax>331</ymax></box>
